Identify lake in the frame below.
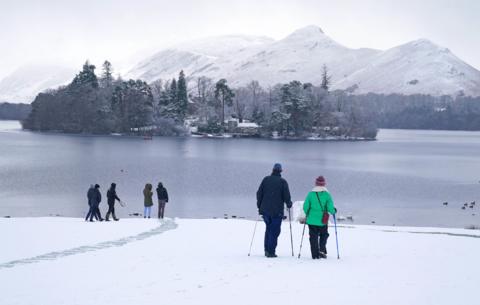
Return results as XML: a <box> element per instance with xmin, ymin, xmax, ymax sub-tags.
<box><xmin>1</xmin><ymin>120</ymin><xmax>479</xmax><ymax>227</ymax></box>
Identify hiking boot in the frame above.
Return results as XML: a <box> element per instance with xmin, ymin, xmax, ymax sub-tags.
<box><xmin>113</xmin><ymin>218</ymin><xmax>119</xmax><ymax>221</ymax></box>
<box><xmin>265</xmin><ymin>251</ymin><xmax>277</xmax><ymax>258</ymax></box>
<box><xmin>105</xmin><ymin>219</ymin><xmax>110</xmax><ymax>222</ymax></box>
<box><xmin>319</xmin><ymin>252</ymin><xmax>327</xmax><ymax>259</ymax></box>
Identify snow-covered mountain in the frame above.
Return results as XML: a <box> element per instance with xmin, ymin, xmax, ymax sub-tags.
<box><xmin>1</xmin><ymin>25</ymin><xmax>479</xmax><ymax>102</ymax></box>
<box><xmin>129</xmin><ymin>25</ymin><xmax>480</xmax><ymax>97</ymax></box>
<box><xmin>0</xmin><ymin>65</ymin><xmax>76</xmax><ymax>103</ymax></box>
<box><xmin>128</xmin><ymin>35</ymin><xmax>275</xmax><ymax>82</ymax></box>
<box><xmin>332</xmin><ymin>39</ymin><xmax>480</xmax><ymax>96</ymax></box>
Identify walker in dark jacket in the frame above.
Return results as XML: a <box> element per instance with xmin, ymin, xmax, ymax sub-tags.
<box><xmin>156</xmin><ymin>182</ymin><xmax>169</xmax><ymax>219</ymax></box>
<box><xmin>88</xmin><ymin>184</ymin><xmax>103</xmax><ymax>222</ymax></box>
<box><xmin>106</xmin><ymin>183</ymin><xmax>121</xmax><ymax>221</ymax></box>
<box><xmin>256</xmin><ymin>163</ymin><xmax>292</xmax><ymax>257</ymax></box>
<box><xmin>85</xmin><ymin>185</ymin><xmax>98</xmax><ymax>221</ymax></box>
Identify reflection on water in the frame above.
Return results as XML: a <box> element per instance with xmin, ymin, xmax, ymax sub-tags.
<box><xmin>1</xmin><ymin>121</ymin><xmax>479</xmax><ymax>227</ymax></box>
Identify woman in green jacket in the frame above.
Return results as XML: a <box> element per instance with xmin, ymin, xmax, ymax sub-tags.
<box><xmin>143</xmin><ymin>183</ymin><xmax>153</xmax><ymax>218</ymax></box>
<box><xmin>303</xmin><ymin>176</ymin><xmax>336</xmax><ymax>259</ymax></box>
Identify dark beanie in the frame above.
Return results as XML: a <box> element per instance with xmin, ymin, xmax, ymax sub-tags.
<box><xmin>95</xmin><ymin>184</ymin><xmax>100</xmax><ymax>189</ymax></box>
<box><xmin>315</xmin><ymin>176</ymin><xmax>326</xmax><ymax>186</ymax></box>
<box><xmin>273</xmin><ymin>163</ymin><xmax>282</xmax><ymax>171</ymax></box>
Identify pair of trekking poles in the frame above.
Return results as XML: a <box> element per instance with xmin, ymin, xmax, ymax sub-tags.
<box><xmin>248</xmin><ymin>209</ymin><xmax>340</xmax><ymax>259</ymax></box>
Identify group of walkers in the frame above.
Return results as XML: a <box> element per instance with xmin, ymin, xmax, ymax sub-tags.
<box><xmin>256</xmin><ymin>163</ymin><xmax>336</xmax><ymax>259</ymax></box>
<box><xmin>84</xmin><ymin>163</ymin><xmax>334</xmax><ymax>260</ymax></box>
<box><xmin>85</xmin><ymin>182</ymin><xmax>169</xmax><ymax>221</ymax></box>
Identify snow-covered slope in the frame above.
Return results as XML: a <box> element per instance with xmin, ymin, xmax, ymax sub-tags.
<box><xmin>225</xmin><ymin>26</ymin><xmax>380</xmax><ymax>87</ymax></box>
<box><xmin>0</xmin><ymin>65</ymin><xmax>76</xmax><ymax>103</ymax></box>
<box><xmin>129</xmin><ymin>25</ymin><xmax>480</xmax><ymax>96</ymax></box>
<box><xmin>0</xmin><ymin>217</ymin><xmax>478</xmax><ymax>305</ymax></box>
<box><xmin>2</xmin><ymin>25</ymin><xmax>480</xmax><ymax>101</ymax></box>
<box><xmin>129</xmin><ymin>26</ymin><xmax>380</xmax><ymax>86</ymax></box>
<box><xmin>333</xmin><ymin>39</ymin><xmax>480</xmax><ymax>96</ymax></box>
<box><xmin>128</xmin><ymin>35</ymin><xmax>275</xmax><ymax>83</ymax></box>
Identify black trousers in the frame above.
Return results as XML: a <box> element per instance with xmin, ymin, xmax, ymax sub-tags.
<box><xmin>308</xmin><ymin>224</ymin><xmax>329</xmax><ymax>258</ymax></box>
<box><xmin>85</xmin><ymin>204</ymin><xmax>98</xmax><ymax>221</ymax></box>
<box><xmin>105</xmin><ymin>204</ymin><xmax>116</xmax><ymax>220</ymax></box>
<box><xmin>88</xmin><ymin>204</ymin><xmax>102</xmax><ymax>221</ymax></box>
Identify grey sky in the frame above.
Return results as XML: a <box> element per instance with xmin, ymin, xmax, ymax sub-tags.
<box><xmin>1</xmin><ymin>0</ymin><xmax>479</xmax><ymax>78</ymax></box>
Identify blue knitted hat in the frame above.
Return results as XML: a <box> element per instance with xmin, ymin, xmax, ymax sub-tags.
<box><xmin>273</xmin><ymin>163</ymin><xmax>282</xmax><ymax>171</ymax></box>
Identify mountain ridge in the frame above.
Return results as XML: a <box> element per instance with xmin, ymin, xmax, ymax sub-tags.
<box><xmin>128</xmin><ymin>25</ymin><xmax>480</xmax><ymax>96</ymax></box>
<box><xmin>1</xmin><ymin>25</ymin><xmax>479</xmax><ymax>102</ymax></box>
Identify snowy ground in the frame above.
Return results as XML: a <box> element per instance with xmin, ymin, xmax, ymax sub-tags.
<box><xmin>0</xmin><ymin>217</ymin><xmax>479</xmax><ymax>305</ymax></box>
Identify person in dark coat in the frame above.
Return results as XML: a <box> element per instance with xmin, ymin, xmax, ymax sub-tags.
<box><xmin>156</xmin><ymin>182</ymin><xmax>169</xmax><ymax>219</ymax></box>
<box><xmin>89</xmin><ymin>184</ymin><xmax>103</xmax><ymax>222</ymax></box>
<box><xmin>85</xmin><ymin>184</ymin><xmax>98</xmax><ymax>221</ymax></box>
<box><xmin>106</xmin><ymin>183</ymin><xmax>121</xmax><ymax>221</ymax></box>
<box><xmin>256</xmin><ymin>163</ymin><xmax>292</xmax><ymax>257</ymax></box>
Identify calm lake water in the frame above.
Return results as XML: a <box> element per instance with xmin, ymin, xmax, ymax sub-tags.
<box><xmin>1</xmin><ymin>120</ymin><xmax>479</xmax><ymax>227</ymax></box>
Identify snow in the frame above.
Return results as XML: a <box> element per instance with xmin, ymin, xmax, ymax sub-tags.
<box><xmin>334</xmin><ymin>39</ymin><xmax>480</xmax><ymax>96</ymax></box>
<box><xmin>0</xmin><ymin>64</ymin><xmax>76</xmax><ymax>103</ymax></box>
<box><xmin>3</xmin><ymin>26</ymin><xmax>480</xmax><ymax>102</ymax></box>
<box><xmin>237</xmin><ymin>122</ymin><xmax>259</xmax><ymax>128</ymax></box>
<box><xmin>1</xmin><ymin>217</ymin><xmax>479</xmax><ymax>305</ymax></box>
<box><xmin>127</xmin><ymin>25</ymin><xmax>480</xmax><ymax>97</ymax></box>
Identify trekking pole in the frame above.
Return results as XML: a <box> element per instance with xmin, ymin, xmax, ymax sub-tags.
<box><xmin>248</xmin><ymin>215</ymin><xmax>260</xmax><ymax>256</ymax></box>
<box><xmin>288</xmin><ymin>208</ymin><xmax>294</xmax><ymax>257</ymax></box>
<box><xmin>298</xmin><ymin>209</ymin><xmax>310</xmax><ymax>259</ymax></box>
<box><xmin>333</xmin><ymin>214</ymin><xmax>340</xmax><ymax>259</ymax></box>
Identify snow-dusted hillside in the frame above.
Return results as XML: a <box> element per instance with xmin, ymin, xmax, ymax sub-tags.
<box><xmin>129</xmin><ymin>25</ymin><xmax>480</xmax><ymax>96</ymax></box>
<box><xmin>128</xmin><ymin>35</ymin><xmax>275</xmax><ymax>82</ymax></box>
<box><xmin>0</xmin><ymin>217</ymin><xmax>478</xmax><ymax>305</ymax></box>
<box><xmin>2</xmin><ymin>25</ymin><xmax>479</xmax><ymax>102</ymax></box>
<box><xmin>333</xmin><ymin>39</ymin><xmax>480</xmax><ymax>96</ymax></box>
<box><xmin>0</xmin><ymin>65</ymin><xmax>76</xmax><ymax>103</ymax></box>
<box><xmin>129</xmin><ymin>26</ymin><xmax>381</xmax><ymax>87</ymax></box>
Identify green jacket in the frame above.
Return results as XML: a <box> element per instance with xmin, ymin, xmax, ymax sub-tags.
<box><xmin>303</xmin><ymin>186</ymin><xmax>336</xmax><ymax>226</ymax></box>
<box><xmin>143</xmin><ymin>184</ymin><xmax>153</xmax><ymax>207</ymax></box>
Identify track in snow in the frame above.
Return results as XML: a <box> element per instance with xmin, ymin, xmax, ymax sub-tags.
<box><xmin>0</xmin><ymin>218</ymin><xmax>177</xmax><ymax>269</ymax></box>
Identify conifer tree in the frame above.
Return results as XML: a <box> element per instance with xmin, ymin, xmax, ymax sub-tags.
<box><xmin>280</xmin><ymin>80</ymin><xmax>308</xmax><ymax>135</ymax></box>
<box><xmin>170</xmin><ymin>78</ymin><xmax>178</xmax><ymax>105</ymax></box>
<box><xmin>71</xmin><ymin>60</ymin><xmax>98</xmax><ymax>88</ymax></box>
<box><xmin>321</xmin><ymin>64</ymin><xmax>331</xmax><ymax>91</ymax></box>
<box><xmin>176</xmin><ymin>70</ymin><xmax>188</xmax><ymax>123</ymax></box>
<box><xmin>100</xmin><ymin>60</ymin><xmax>114</xmax><ymax>87</ymax></box>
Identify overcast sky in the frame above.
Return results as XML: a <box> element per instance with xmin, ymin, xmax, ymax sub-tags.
<box><xmin>1</xmin><ymin>0</ymin><xmax>479</xmax><ymax>78</ymax></box>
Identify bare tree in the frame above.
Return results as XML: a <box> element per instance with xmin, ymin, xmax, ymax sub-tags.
<box><xmin>196</xmin><ymin>76</ymin><xmax>213</xmax><ymax>123</ymax></box>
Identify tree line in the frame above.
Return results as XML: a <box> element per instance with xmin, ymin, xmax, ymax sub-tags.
<box><xmin>350</xmin><ymin>93</ymin><xmax>480</xmax><ymax>131</ymax></box>
<box><xmin>22</xmin><ymin>61</ymin><xmax>480</xmax><ymax>137</ymax></box>
<box><xmin>0</xmin><ymin>102</ymin><xmax>31</xmax><ymax>120</ymax></box>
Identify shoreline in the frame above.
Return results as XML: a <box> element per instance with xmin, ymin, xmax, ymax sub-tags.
<box><xmin>2</xmin><ymin>215</ymin><xmax>479</xmax><ymax>230</ymax></box>
<box><xmin>20</xmin><ymin>127</ymin><xmax>377</xmax><ymax>141</ymax></box>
